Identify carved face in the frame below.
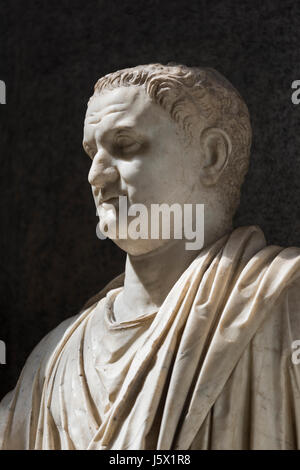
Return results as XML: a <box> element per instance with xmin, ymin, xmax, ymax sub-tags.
<box><xmin>83</xmin><ymin>86</ymin><xmax>204</xmax><ymax>255</ymax></box>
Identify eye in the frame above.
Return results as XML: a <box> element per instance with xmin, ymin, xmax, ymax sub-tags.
<box><xmin>114</xmin><ymin>134</ymin><xmax>141</xmax><ymax>155</ymax></box>
<box><xmin>116</xmin><ymin>135</ymin><xmax>133</xmax><ymax>146</ymax></box>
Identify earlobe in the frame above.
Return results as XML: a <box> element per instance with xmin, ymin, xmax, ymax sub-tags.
<box><xmin>199</xmin><ymin>127</ymin><xmax>232</xmax><ymax>186</ymax></box>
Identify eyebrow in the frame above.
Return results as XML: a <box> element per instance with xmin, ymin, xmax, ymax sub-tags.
<box><xmin>96</xmin><ymin>124</ymin><xmax>137</xmax><ymax>136</ymax></box>
<box><xmin>83</xmin><ymin>125</ymin><xmax>141</xmax><ymax>153</ymax></box>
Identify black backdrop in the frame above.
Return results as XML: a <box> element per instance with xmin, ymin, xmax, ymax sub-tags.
<box><xmin>1</xmin><ymin>0</ymin><xmax>300</xmax><ymax>400</ymax></box>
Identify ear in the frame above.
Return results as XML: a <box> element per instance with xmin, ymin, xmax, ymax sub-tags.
<box><xmin>199</xmin><ymin>127</ymin><xmax>232</xmax><ymax>186</ymax></box>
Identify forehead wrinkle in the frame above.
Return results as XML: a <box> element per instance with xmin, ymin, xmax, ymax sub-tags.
<box><xmin>86</xmin><ymin>103</ymin><xmax>130</xmax><ymax>126</ymax></box>
<box><xmin>86</xmin><ymin>86</ymin><xmax>152</xmax><ymax>124</ymax></box>
<box><xmin>86</xmin><ymin>104</ymin><xmax>151</xmax><ymax>135</ymax></box>
<box><xmin>84</xmin><ymin>88</ymin><xmax>157</xmax><ymax>145</ymax></box>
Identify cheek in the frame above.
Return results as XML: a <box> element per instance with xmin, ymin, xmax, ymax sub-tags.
<box><xmin>117</xmin><ymin>144</ymin><xmax>186</xmax><ymax>203</ymax></box>
<box><xmin>118</xmin><ymin>159</ymin><xmax>142</xmax><ymax>182</ymax></box>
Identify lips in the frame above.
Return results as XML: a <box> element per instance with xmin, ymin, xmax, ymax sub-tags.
<box><xmin>100</xmin><ymin>196</ymin><xmax>119</xmax><ymax>204</ymax></box>
<box><xmin>100</xmin><ymin>196</ymin><xmax>118</xmax><ymax>204</ymax></box>
<box><xmin>98</xmin><ymin>196</ymin><xmax>122</xmax><ymax>209</ymax></box>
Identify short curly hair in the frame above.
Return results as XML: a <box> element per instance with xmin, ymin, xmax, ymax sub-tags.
<box><xmin>91</xmin><ymin>63</ymin><xmax>252</xmax><ymax>216</ymax></box>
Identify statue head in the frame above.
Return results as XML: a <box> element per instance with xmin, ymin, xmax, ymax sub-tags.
<box><xmin>83</xmin><ymin>63</ymin><xmax>251</xmax><ymax>255</ymax></box>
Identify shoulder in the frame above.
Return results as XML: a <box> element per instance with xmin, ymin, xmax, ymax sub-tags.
<box><xmin>1</xmin><ymin>313</ymin><xmax>79</xmax><ymax>407</ymax></box>
<box><xmin>2</xmin><ymin>276</ymin><xmax>125</xmax><ymax>402</ymax></box>
<box><xmin>0</xmin><ymin>313</ymin><xmax>81</xmax><ymax>449</ymax></box>
<box><xmin>26</xmin><ymin>314</ymin><xmax>80</xmax><ymax>383</ymax></box>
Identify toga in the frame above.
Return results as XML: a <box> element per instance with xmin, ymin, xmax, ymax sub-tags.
<box><xmin>1</xmin><ymin>225</ymin><xmax>300</xmax><ymax>450</ymax></box>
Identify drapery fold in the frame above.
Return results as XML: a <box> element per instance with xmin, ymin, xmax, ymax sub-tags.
<box><xmin>1</xmin><ymin>225</ymin><xmax>300</xmax><ymax>449</ymax></box>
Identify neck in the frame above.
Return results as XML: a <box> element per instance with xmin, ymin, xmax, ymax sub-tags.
<box><xmin>113</xmin><ymin>218</ymin><xmax>232</xmax><ymax>322</ymax></box>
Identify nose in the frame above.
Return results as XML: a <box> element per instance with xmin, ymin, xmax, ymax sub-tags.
<box><xmin>88</xmin><ymin>150</ymin><xmax>119</xmax><ymax>188</ymax></box>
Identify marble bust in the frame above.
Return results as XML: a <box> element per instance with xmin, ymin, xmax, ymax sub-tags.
<box><xmin>1</xmin><ymin>63</ymin><xmax>300</xmax><ymax>450</ymax></box>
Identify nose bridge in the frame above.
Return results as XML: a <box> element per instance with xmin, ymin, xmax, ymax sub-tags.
<box><xmin>88</xmin><ymin>149</ymin><xmax>118</xmax><ymax>187</ymax></box>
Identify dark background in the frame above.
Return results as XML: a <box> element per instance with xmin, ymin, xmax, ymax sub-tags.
<box><xmin>0</xmin><ymin>0</ymin><xmax>300</xmax><ymax>399</ymax></box>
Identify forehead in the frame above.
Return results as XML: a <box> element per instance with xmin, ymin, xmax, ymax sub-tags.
<box><xmin>83</xmin><ymin>86</ymin><xmax>173</xmax><ymax>139</ymax></box>
<box><xmin>87</xmin><ymin>85</ymin><xmax>151</xmax><ymax>113</ymax></box>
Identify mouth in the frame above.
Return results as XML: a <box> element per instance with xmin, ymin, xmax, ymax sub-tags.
<box><xmin>99</xmin><ymin>196</ymin><xmax>120</xmax><ymax>207</ymax></box>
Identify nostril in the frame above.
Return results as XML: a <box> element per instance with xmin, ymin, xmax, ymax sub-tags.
<box><xmin>88</xmin><ymin>158</ymin><xmax>119</xmax><ymax>187</ymax></box>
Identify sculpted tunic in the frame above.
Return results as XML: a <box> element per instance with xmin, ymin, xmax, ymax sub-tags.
<box><xmin>1</xmin><ymin>225</ymin><xmax>300</xmax><ymax>449</ymax></box>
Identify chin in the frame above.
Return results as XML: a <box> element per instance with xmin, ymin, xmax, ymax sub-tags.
<box><xmin>111</xmin><ymin>236</ymin><xmax>171</xmax><ymax>257</ymax></box>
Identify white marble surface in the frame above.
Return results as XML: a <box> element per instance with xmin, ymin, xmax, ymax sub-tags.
<box><xmin>1</xmin><ymin>64</ymin><xmax>299</xmax><ymax>449</ymax></box>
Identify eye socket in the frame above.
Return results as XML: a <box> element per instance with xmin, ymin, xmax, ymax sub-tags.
<box><xmin>113</xmin><ymin>134</ymin><xmax>141</xmax><ymax>155</ymax></box>
<box><xmin>115</xmin><ymin>135</ymin><xmax>133</xmax><ymax>146</ymax></box>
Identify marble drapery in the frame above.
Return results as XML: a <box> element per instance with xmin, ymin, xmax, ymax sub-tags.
<box><xmin>1</xmin><ymin>225</ymin><xmax>300</xmax><ymax>449</ymax></box>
